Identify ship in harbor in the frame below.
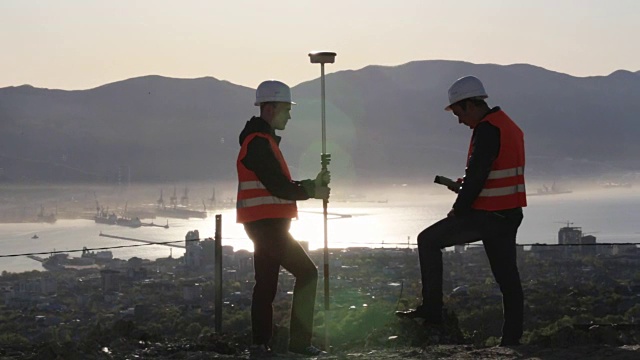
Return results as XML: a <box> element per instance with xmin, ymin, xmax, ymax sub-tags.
<box><xmin>115</xmin><ymin>216</ymin><xmax>142</xmax><ymax>228</ymax></box>
<box><xmin>95</xmin><ymin>207</ymin><xmax>117</xmax><ymax>225</ymax></box>
<box><xmin>28</xmin><ymin>247</ymin><xmax>113</xmax><ymax>271</ymax></box>
<box><xmin>94</xmin><ymin>201</ymin><xmax>142</xmax><ymax>228</ymax></box>
<box><xmin>155</xmin><ymin>187</ymin><xmax>207</xmax><ymax>219</ymax></box>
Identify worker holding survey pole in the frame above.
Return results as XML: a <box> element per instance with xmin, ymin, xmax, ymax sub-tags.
<box><xmin>237</xmin><ymin>80</ymin><xmax>330</xmax><ymax>358</ymax></box>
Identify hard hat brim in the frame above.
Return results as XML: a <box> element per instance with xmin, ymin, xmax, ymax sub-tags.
<box><xmin>444</xmin><ymin>95</ymin><xmax>488</xmax><ymax>111</ymax></box>
<box><xmin>254</xmin><ymin>101</ymin><xmax>297</xmax><ymax>106</ymax></box>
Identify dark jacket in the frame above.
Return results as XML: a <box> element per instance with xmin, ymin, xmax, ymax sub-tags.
<box><xmin>453</xmin><ymin>107</ymin><xmax>523</xmax><ymax>220</ymax></box>
<box><xmin>238</xmin><ymin>116</ymin><xmax>316</xmax><ymax>201</ymax></box>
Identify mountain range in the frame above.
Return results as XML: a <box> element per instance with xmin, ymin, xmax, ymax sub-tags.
<box><xmin>1</xmin><ymin>60</ymin><xmax>639</xmax><ymax>184</ymax></box>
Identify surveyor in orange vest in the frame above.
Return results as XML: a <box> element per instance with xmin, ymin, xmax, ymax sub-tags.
<box><xmin>237</xmin><ymin>80</ymin><xmax>330</xmax><ymax>357</ymax></box>
<box><xmin>396</xmin><ymin>76</ymin><xmax>527</xmax><ymax>347</ymax></box>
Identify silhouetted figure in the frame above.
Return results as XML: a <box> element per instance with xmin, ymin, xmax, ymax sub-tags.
<box><xmin>236</xmin><ymin>80</ymin><xmax>330</xmax><ymax>357</ymax></box>
<box><xmin>396</xmin><ymin>76</ymin><xmax>527</xmax><ymax>347</ymax></box>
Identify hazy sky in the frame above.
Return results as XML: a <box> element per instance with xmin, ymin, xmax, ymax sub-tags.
<box><xmin>1</xmin><ymin>0</ymin><xmax>638</xmax><ymax>90</ymax></box>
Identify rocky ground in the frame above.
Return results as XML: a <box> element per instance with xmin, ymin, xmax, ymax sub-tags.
<box><xmin>3</xmin><ymin>311</ymin><xmax>640</xmax><ymax>360</ymax></box>
<box><xmin>4</xmin><ymin>343</ymin><xmax>639</xmax><ymax>360</ymax></box>
<box><xmin>3</xmin><ymin>330</ymin><xmax>639</xmax><ymax>360</ymax></box>
<box><xmin>125</xmin><ymin>344</ymin><xmax>640</xmax><ymax>360</ymax></box>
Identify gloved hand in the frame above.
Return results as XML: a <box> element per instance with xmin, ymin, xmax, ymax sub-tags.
<box><xmin>314</xmin><ymin>186</ymin><xmax>331</xmax><ymax>200</ymax></box>
<box><xmin>315</xmin><ymin>169</ymin><xmax>331</xmax><ymax>187</ymax></box>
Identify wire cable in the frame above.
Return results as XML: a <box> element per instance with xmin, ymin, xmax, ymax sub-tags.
<box><xmin>1</xmin><ymin>237</ymin><xmax>637</xmax><ymax>259</ymax></box>
<box><xmin>0</xmin><ymin>237</ymin><xmax>205</xmax><ymax>258</ymax></box>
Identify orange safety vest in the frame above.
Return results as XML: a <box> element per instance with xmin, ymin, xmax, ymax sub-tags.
<box><xmin>236</xmin><ymin>133</ymin><xmax>298</xmax><ymax>223</ymax></box>
<box><xmin>468</xmin><ymin>110</ymin><xmax>527</xmax><ymax>211</ymax></box>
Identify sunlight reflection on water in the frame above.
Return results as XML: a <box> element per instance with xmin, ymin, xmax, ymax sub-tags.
<box><xmin>2</xmin><ymin>189</ymin><xmax>640</xmax><ymax>273</ymax></box>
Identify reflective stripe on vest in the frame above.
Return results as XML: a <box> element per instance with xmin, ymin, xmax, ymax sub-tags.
<box><xmin>479</xmin><ymin>184</ymin><xmax>526</xmax><ymax>197</ymax></box>
<box><xmin>486</xmin><ymin>166</ymin><xmax>524</xmax><ymax>180</ymax></box>
<box><xmin>238</xmin><ymin>181</ymin><xmax>266</xmax><ymax>191</ymax></box>
<box><xmin>237</xmin><ymin>196</ymin><xmax>295</xmax><ymax>208</ymax></box>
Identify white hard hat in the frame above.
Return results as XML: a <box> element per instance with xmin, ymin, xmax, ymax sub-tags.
<box><xmin>445</xmin><ymin>75</ymin><xmax>488</xmax><ymax>111</ymax></box>
<box><xmin>254</xmin><ymin>80</ymin><xmax>296</xmax><ymax>106</ymax></box>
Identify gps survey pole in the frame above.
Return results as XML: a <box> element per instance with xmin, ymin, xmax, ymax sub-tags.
<box><xmin>308</xmin><ymin>51</ymin><xmax>336</xmax><ymax>351</ymax></box>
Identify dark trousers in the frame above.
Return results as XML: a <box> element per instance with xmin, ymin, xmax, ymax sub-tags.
<box><xmin>244</xmin><ymin>218</ymin><xmax>318</xmax><ymax>348</ymax></box>
<box><xmin>417</xmin><ymin>210</ymin><xmax>524</xmax><ymax>342</ymax></box>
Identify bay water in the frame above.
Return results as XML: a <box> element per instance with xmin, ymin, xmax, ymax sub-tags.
<box><xmin>1</xmin><ymin>187</ymin><xmax>639</xmax><ymax>273</ymax></box>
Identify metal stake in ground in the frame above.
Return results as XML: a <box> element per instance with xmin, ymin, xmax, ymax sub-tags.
<box><xmin>308</xmin><ymin>50</ymin><xmax>336</xmax><ymax>351</ymax></box>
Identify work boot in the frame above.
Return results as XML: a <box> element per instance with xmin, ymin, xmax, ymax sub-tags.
<box><xmin>249</xmin><ymin>344</ymin><xmax>275</xmax><ymax>358</ymax></box>
<box><xmin>395</xmin><ymin>306</ymin><xmax>442</xmax><ymax>324</ymax></box>
<box><xmin>499</xmin><ymin>338</ymin><xmax>521</xmax><ymax>347</ymax></box>
<box><xmin>289</xmin><ymin>344</ymin><xmax>327</xmax><ymax>357</ymax></box>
